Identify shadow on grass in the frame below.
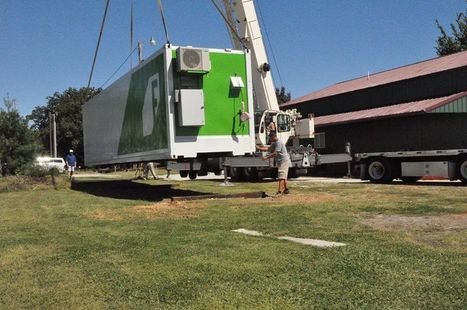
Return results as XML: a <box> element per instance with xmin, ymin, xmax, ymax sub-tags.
<box><xmin>71</xmin><ymin>180</ymin><xmax>210</xmax><ymax>202</ymax></box>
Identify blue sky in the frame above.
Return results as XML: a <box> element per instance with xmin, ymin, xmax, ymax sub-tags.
<box><xmin>1</xmin><ymin>0</ymin><xmax>465</xmax><ymax>116</ymax></box>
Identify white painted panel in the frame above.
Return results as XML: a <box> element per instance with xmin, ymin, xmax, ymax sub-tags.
<box><xmin>177</xmin><ymin>89</ymin><xmax>205</xmax><ymax>126</ymax></box>
<box><xmin>401</xmin><ymin>161</ymin><xmax>450</xmax><ymax>177</ymax></box>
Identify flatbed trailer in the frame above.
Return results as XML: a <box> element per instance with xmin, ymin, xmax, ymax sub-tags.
<box><xmin>355</xmin><ymin>149</ymin><xmax>467</xmax><ymax>183</ymax></box>
<box><xmin>166</xmin><ymin>148</ymin><xmax>351</xmax><ymax>181</ymax></box>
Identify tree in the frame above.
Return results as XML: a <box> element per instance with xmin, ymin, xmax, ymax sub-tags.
<box><xmin>435</xmin><ymin>8</ymin><xmax>467</xmax><ymax>56</ymax></box>
<box><xmin>276</xmin><ymin>86</ymin><xmax>291</xmax><ymax>105</ymax></box>
<box><xmin>3</xmin><ymin>93</ymin><xmax>16</xmax><ymax>112</ymax></box>
<box><xmin>0</xmin><ymin>95</ymin><xmax>39</xmax><ymax>175</ymax></box>
<box><xmin>28</xmin><ymin>87</ymin><xmax>100</xmax><ymax>166</ymax></box>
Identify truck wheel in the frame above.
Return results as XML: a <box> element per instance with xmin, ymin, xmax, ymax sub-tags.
<box><xmin>229</xmin><ymin>167</ymin><xmax>243</xmax><ymax>181</ymax></box>
<box><xmin>243</xmin><ymin>167</ymin><xmax>259</xmax><ymax>181</ymax></box>
<box><xmin>367</xmin><ymin>158</ymin><xmax>393</xmax><ymax>183</ymax></box>
<box><xmin>188</xmin><ymin>171</ymin><xmax>197</xmax><ymax>180</ymax></box>
<box><xmin>179</xmin><ymin>170</ymin><xmax>188</xmax><ymax>178</ymax></box>
<box><xmin>459</xmin><ymin>159</ymin><xmax>467</xmax><ymax>183</ymax></box>
<box><xmin>400</xmin><ymin>177</ymin><xmax>420</xmax><ymax>183</ymax></box>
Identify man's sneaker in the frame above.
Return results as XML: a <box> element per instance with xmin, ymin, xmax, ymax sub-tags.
<box><xmin>283</xmin><ymin>188</ymin><xmax>290</xmax><ymax>194</ymax></box>
<box><xmin>276</xmin><ymin>191</ymin><xmax>282</xmax><ymax>195</ymax></box>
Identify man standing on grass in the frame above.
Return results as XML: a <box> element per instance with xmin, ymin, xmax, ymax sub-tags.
<box><xmin>256</xmin><ymin>132</ymin><xmax>291</xmax><ymax>195</ymax></box>
<box><xmin>66</xmin><ymin>149</ymin><xmax>77</xmax><ymax>179</ymax></box>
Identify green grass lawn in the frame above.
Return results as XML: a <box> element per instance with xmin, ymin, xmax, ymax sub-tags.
<box><xmin>0</xmin><ymin>175</ymin><xmax>466</xmax><ymax>309</ymax></box>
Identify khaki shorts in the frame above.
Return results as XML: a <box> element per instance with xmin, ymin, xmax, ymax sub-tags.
<box><xmin>277</xmin><ymin>160</ymin><xmax>290</xmax><ymax>180</ymax></box>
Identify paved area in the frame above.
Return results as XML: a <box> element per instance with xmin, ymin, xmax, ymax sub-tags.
<box><xmin>167</xmin><ymin>173</ymin><xmax>366</xmax><ymax>183</ymax></box>
<box><xmin>293</xmin><ymin>176</ymin><xmax>366</xmax><ymax>183</ymax></box>
<box><xmin>72</xmin><ymin>173</ymin><xmax>124</xmax><ymax>179</ymax></box>
<box><xmin>73</xmin><ymin>171</ymin><xmax>461</xmax><ymax>184</ymax></box>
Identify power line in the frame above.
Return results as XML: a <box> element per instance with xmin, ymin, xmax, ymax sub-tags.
<box><xmin>256</xmin><ymin>0</ymin><xmax>284</xmax><ymax>88</ymax></box>
<box><xmin>100</xmin><ymin>46</ymin><xmax>138</xmax><ymax>89</ymax></box>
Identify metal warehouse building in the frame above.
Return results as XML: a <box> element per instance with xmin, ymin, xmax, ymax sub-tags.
<box><xmin>283</xmin><ymin>51</ymin><xmax>467</xmax><ymax>155</ymax></box>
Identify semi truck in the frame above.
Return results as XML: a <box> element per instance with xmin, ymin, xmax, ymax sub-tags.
<box><xmin>355</xmin><ymin>149</ymin><xmax>467</xmax><ymax>183</ymax></box>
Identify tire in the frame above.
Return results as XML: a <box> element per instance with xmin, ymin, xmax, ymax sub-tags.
<box><xmin>367</xmin><ymin>158</ymin><xmax>393</xmax><ymax>183</ymax></box>
<box><xmin>229</xmin><ymin>167</ymin><xmax>243</xmax><ymax>181</ymax></box>
<box><xmin>179</xmin><ymin>170</ymin><xmax>188</xmax><ymax>178</ymax></box>
<box><xmin>459</xmin><ymin>159</ymin><xmax>467</xmax><ymax>183</ymax></box>
<box><xmin>242</xmin><ymin>167</ymin><xmax>259</xmax><ymax>181</ymax></box>
<box><xmin>188</xmin><ymin>171</ymin><xmax>197</xmax><ymax>180</ymax></box>
<box><xmin>400</xmin><ymin>177</ymin><xmax>420</xmax><ymax>183</ymax></box>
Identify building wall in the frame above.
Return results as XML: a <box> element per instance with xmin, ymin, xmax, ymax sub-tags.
<box><xmin>314</xmin><ymin>114</ymin><xmax>467</xmax><ymax>154</ymax></box>
<box><xmin>287</xmin><ymin>66</ymin><xmax>467</xmax><ymax>117</ymax></box>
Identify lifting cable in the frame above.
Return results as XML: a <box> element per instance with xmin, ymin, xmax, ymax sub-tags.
<box><xmin>130</xmin><ymin>0</ymin><xmax>134</xmax><ymax>69</ymax></box>
<box><xmin>87</xmin><ymin>0</ymin><xmax>111</xmax><ymax>88</ymax></box>
<box><xmin>157</xmin><ymin>0</ymin><xmax>171</xmax><ymax>45</ymax></box>
<box><xmin>256</xmin><ymin>0</ymin><xmax>284</xmax><ymax>88</ymax></box>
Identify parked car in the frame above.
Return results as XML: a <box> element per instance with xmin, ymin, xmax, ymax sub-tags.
<box><xmin>35</xmin><ymin>157</ymin><xmax>66</xmax><ymax>173</ymax></box>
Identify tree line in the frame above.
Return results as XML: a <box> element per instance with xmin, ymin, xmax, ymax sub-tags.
<box><xmin>1</xmin><ymin>88</ymin><xmax>100</xmax><ymax>175</ymax></box>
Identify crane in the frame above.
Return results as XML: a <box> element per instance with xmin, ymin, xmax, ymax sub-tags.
<box><xmin>214</xmin><ymin>0</ymin><xmax>311</xmax><ymax>146</ymax></box>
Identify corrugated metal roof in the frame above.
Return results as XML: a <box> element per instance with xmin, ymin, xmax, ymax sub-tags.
<box><xmin>284</xmin><ymin>50</ymin><xmax>467</xmax><ymax>107</ymax></box>
<box><xmin>314</xmin><ymin>92</ymin><xmax>467</xmax><ymax>127</ymax></box>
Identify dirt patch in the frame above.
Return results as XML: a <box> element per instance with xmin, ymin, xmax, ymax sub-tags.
<box><xmin>221</xmin><ymin>193</ymin><xmax>337</xmax><ymax>209</ymax></box>
<box><xmin>87</xmin><ymin>201</ymin><xmax>201</xmax><ymax>221</ymax></box>
<box><xmin>133</xmin><ymin>201</ymin><xmax>200</xmax><ymax>219</ymax></box>
<box><xmin>362</xmin><ymin>213</ymin><xmax>467</xmax><ymax>232</ymax></box>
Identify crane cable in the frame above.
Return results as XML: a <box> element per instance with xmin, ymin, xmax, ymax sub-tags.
<box><xmin>256</xmin><ymin>0</ymin><xmax>284</xmax><ymax>88</ymax></box>
<box><xmin>157</xmin><ymin>0</ymin><xmax>171</xmax><ymax>45</ymax></box>
<box><xmin>87</xmin><ymin>0</ymin><xmax>111</xmax><ymax>88</ymax></box>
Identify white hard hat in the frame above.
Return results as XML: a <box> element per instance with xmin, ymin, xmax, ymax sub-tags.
<box><xmin>69</xmin><ymin>149</ymin><xmax>74</xmax><ymax>153</ymax></box>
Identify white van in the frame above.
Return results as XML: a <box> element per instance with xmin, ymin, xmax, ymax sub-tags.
<box><xmin>35</xmin><ymin>157</ymin><xmax>66</xmax><ymax>173</ymax></box>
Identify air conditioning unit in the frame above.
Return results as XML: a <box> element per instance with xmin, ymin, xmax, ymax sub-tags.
<box><xmin>177</xmin><ymin>47</ymin><xmax>211</xmax><ymax>72</ymax></box>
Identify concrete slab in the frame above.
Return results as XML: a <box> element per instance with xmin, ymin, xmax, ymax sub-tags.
<box><xmin>232</xmin><ymin>228</ymin><xmax>346</xmax><ymax>248</ymax></box>
<box><xmin>232</xmin><ymin>228</ymin><xmax>264</xmax><ymax>236</ymax></box>
<box><xmin>277</xmin><ymin>236</ymin><xmax>346</xmax><ymax>248</ymax></box>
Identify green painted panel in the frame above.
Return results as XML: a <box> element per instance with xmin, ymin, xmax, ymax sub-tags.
<box><xmin>431</xmin><ymin>96</ymin><xmax>467</xmax><ymax>113</ymax></box>
<box><xmin>174</xmin><ymin>52</ymin><xmax>250</xmax><ymax>137</ymax></box>
<box><xmin>432</xmin><ymin>96</ymin><xmax>467</xmax><ymax>113</ymax></box>
<box><xmin>118</xmin><ymin>53</ymin><xmax>168</xmax><ymax>154</ymax></box>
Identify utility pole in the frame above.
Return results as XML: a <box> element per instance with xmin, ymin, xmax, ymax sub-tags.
<box><xmin>52</xmin><ymin>113</ymin><xmax>57</xmax><ymax>157</ymax></box>
<box><xmin>49</xmin><ymin>112</ymin><xmax>57</xmax><ymax>157</ymax></box>
<box><xmin>49</xmin><ymin>112</ymin><xmax>53</xmax><ymax>157</ymax></box>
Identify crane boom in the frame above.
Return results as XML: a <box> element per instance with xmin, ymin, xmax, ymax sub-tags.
<box><xmin>216</xmin><ymin>0</ymin><xmax>313</xmax><ymax>145</ymax></box>
<box><xmin>221</xmin><ymin>0</ymin><xmax>279</xmax><ymax>112</ymax></box>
